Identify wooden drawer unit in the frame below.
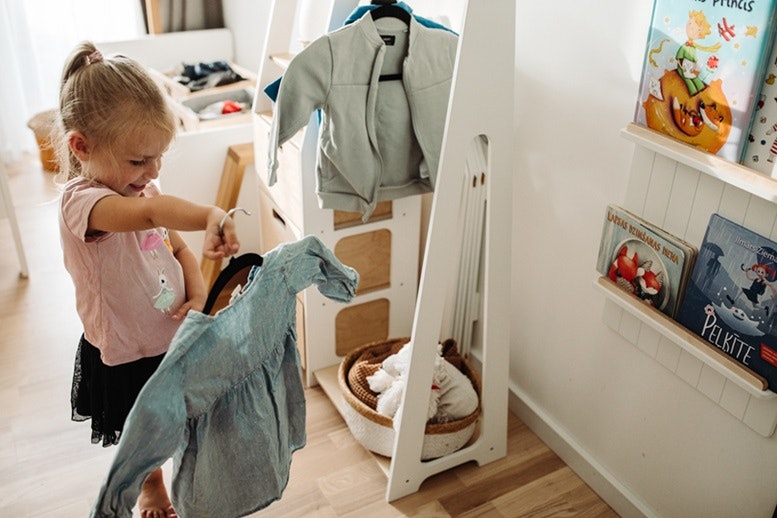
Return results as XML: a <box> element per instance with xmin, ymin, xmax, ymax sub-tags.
<box><xmin>253</xmin><ymin>116</ymin><xmax>422</xmax><ymax>385</ymax></box>
<box><xmin>254</xmin><ymin>113</ymin><xmax>304</xmax><ymax>230</ymax></box>
<box><xmin>257</xmin><ymin>183</ymin><xmax>300</xmax><ymax>251</ymax></box>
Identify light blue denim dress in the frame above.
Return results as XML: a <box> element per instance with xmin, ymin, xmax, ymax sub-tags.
<box><xmin>90</xmin><ymin>235</ymin><xmax>359</xmax><ymax>518</ymax></box>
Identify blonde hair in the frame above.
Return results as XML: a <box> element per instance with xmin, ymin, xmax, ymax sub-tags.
<box><xmin>689</xmin><ymin>11</ymin><xmax>711</xmax><ymax>39</ymax></box>
<box><xmin>55</xmin><ymin>41</ymin><xmax>177</xmax><ymax>182</ymax></box>
<box><xmin>687</xmin><ymin>11</ymin><xmax>721</xmax><ymax>53</ymax></box>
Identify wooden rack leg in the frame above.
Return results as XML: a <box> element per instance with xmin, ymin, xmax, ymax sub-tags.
<box><xmin>200</xmin><ymin>142</ymin><xmax>254</xmax><ymax>290</ymax></box>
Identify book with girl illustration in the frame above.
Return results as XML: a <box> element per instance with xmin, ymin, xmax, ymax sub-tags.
<box><xmin>676</xmin><ymin>214</ymin><xmax>777</xmax><ymax>391</ymax></box>
<box><xmin>634</xmin><ymin>0</ymin><xmax>777</xmax><ymax>163</ymax></box>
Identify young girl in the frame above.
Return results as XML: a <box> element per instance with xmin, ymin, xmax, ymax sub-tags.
<box><xmin>56</xmin><ymin>41</ymin><xmax>240</xmax><ymax>518</ymax></box>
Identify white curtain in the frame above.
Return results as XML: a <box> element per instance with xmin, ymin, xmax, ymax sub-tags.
<box><xmin>0</xmin><ymin>0</ymin><xmax>145</xmax><ymax>162</ymax></box>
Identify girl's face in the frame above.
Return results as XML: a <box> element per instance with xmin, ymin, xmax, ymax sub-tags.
<box><xmin>88</xmin><ymin>125</ymin><xmax>171</xmax><ymax>197</ymax></box>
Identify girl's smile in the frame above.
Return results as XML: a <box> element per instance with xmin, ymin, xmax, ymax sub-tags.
<box><xmin>73</xmin><ymin>124</ymin><xmax>171</xmax><ymax>197</ymax></box>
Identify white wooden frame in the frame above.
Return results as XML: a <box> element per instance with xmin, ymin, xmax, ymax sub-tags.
<box><xmin>386</xmin><ymin>0</ymin><xmax>515</xmax><ymax>501</ymax></box>
<box><xmin>252</xmin><ymin>0</ymin><xmax>515</xmax><ymax>500</ymax></box>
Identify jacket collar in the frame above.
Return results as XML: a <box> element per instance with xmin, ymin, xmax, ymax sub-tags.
<box><xmin>353</xmin><ymin>7</ymin><xmax>422</xmax><ymax>52</ymax></box>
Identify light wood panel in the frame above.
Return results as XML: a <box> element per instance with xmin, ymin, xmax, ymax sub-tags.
<box><xmin>334</xmin><ymin>298</ymin><xmax>390</xmax><ymax>356</ymax></box>
<box><xmin>334</xmin><ymin>229</ymin><xmax>392</xmax><ymax>295</ymax></box>
<box><xmin>200</xmin><ymin>141</ymin><xmax>254</xmax><ymax>291</ymax></box>
<box><xmin>334</xmin><ymin>201</ymin><xmax>393</xmax><ymax>230</ymax></box>
<box><xmin>144</xmin><ymin>0</ymin><xmax>163</xmax><ymax>34</ymax></box>
<box><xmin>0</xmin><ymin>155</ymin><xmax>618</xmax><ymax>517</ymax></box>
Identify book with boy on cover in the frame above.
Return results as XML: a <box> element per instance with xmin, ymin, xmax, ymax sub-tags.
<box><xmin>676</xmin><ymin>214</ymin><xmax>777</xmax><ymax>391</ymax></box>
<box><xmin>596</xmin><ymin>205</ymin><xmax>697</xmax><ymax>318</ymax></box>
<box><xmin>634</xmin><ymin>0</ymin><xmax>777</xmax><ymax>163</ymax></box>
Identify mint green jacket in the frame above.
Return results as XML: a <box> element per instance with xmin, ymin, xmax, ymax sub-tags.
<box><xmin>268</xmin><ymin>13</ymin><xmax>458</xmax><ymax>220</ymax></box>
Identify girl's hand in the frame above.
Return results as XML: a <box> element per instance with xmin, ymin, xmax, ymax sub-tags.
<box><xmin>203</xmin><ymin>208</ymin><xmax>240</xmax><ymax>259</ymax></box>
<box><xmin>171</xmin><ymin>295</ymin><xmax>206</xmax><ymax>321</ymax></box>
<box><xmin>170</xmin><ymin>300</ymin><xmax>205</xmax><ymax>320</ymax></box>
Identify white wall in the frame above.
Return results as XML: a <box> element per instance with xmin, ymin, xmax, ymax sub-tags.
<box><xmin>511</xmin><ymin>1</ymin><xmax>777</xmax><ymax>517</ymax></box>
<box><xmin>222</xmin><ymin>0</ymin><xmax>273</xmax><ymax>74</ymax></box>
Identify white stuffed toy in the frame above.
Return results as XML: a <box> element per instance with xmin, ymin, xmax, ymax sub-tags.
<box><xmin>366</xmin><ymin>341</ymin><xmax>478</xmax><ymax>424</ymax></box>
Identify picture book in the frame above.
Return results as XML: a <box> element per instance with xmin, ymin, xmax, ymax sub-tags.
<box><xmin>676</xmin><ymin>214</ymin><xmax>777</xmax><ymax>391</ymax></box>
<box><xmin>596</xmin><ymin>205</ymin><xmax>697</xmax><ymax>318</ymax></box>
<box><xmin>634</xmin><ymin>0</ymin><xmax>777</xmax><ymax>163</ymax></box>
<box><xmin>742</xmin><ymin>32</ymin><xmax>777</xmax><ymax>177</ymax></box>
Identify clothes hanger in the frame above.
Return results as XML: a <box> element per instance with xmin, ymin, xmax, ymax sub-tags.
<box><xmin>202</xmin><ymin>252</ymin><xmax>263</xmax><ymax>315</ymax></box>
<box><xmin>370</xmin><ymin>1</ymin><xmax>410</xmax><ymax>81</ymax></box>
<box><xmin>203</xmin><ymin>207</ymin><xmax>263</xmax><ymax>315</ymax></box>
<box><xmin>370</xmin><ymin>1</ymin><xmax>411</xmax><ymax>26</ymax></box>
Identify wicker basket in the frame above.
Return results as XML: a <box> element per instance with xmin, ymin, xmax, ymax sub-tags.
<box><xmin>27</xmin><ymin>109</ymin><xmax>59</xmax><ymax>173</ymax></box>
<box><xmin>338</xmin><ymin>337</ymin><xmax>481</xmax><ymax>460</ymax></box>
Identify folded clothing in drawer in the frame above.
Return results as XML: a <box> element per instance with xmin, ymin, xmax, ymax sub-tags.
<box><xmin>181</xmin><ymin>88</ymin><xmax>253</xmax><ymax>120</ymax></box>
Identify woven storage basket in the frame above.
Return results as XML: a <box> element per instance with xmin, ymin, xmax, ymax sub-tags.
<box><xmin>338</xmin><ymin>337</ymin><xmax>481</xmax><ymax>460</ymax></box>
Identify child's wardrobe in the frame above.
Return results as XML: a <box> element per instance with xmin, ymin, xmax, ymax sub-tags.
<box><xmin>251</xmin><ymin>0</ymin><xmax>514</xmax><ymax>500</ymax></box>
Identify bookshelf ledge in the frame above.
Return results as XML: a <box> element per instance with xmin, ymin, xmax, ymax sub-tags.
<box><xmin>621</xmin><ymin>123</ymin><xmax>777</xmax><ymax>204</ymax></box>
<box><xmin>594</xmin><ymin>276</ymin><xmax>774</xmax><ymax>400</ymax></box>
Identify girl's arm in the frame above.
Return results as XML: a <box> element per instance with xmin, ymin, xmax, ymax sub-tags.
<box><xmin>168</xmin><ymin>229</ymin><xmax>207</xmax><ymax>320</ymax></box>
<box><xmin>89</xmin><ymin>194</ymin><xmax>239</xmax><ymax>259</ymax></box>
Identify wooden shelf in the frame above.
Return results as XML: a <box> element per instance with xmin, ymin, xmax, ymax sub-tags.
<box><xmin>594</xmin><ymin>276</ymin><xmax>774</xmax><ymax>399</ymax></box>
<box><xmin>610</xmin><ymin>122</ymin><xmax>777</xmax><ymax>437</ymax></box>
<box><xmin>621</xmin><ymin>123</ymin><xmax>777</xmax><ymax>204</ymax></box>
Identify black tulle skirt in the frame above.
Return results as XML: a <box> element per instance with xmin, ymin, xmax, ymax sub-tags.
<box><xmin>71</xmin><ymin>335</ymin><xmax>164</xmax><ymax>447</ymax></box>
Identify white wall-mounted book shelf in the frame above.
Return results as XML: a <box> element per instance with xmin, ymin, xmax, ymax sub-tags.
<box><xmin>597</xmin><ymin>123</ymin><xmax>777</xmax><ymax>437</ymax></box>
<box><xmin>621</xmin><ymin>123</ymin><xmax>777</xmax><ymax>204</ymax></box>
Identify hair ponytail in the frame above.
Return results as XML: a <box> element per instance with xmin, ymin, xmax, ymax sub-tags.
<box><xmin>55</xmin><ymin>40</ymin><xmax>177</xmax><ymax>182</ymax></box>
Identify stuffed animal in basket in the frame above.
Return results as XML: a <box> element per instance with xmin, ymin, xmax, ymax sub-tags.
<box><xmin>366</xmin><ymin>341</ymin><xmax>478</xmax><ymax>424</ymax></box>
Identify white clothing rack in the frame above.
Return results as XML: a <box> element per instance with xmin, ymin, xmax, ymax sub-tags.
<box><xmin>252</xmin><ymin>0</ymin><xmax>515</xmax><ymax>501</ymax></box>
<box><xmin>451</xmin><ymin>136</ymin><xmax>488</xmax><ymax>356</ymax></box>
<box><xmin>386</xmin><ymin>0</ymin><xmax>514</xmax><ymax>500</ymax></box>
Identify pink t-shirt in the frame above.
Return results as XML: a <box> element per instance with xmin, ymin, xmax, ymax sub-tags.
<box><xmin>59</xmin><ymin>178</ymin><xmax>186</xmax><ymax>366</ymax></box>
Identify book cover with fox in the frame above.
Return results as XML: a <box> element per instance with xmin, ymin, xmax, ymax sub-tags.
<box><xmin>634</xmin><ymin>0</ymin><xmax>777</xmax><ymax>162</ymax></box>
<box><xmin>596</xmin><ymin>205</ymin><xmax>697</xmax><ymax>318</ymax></box>
<box><xmin>676</xmin><ymin>214</ymin><xmax>777</xmax><ymax>391</ymax></box>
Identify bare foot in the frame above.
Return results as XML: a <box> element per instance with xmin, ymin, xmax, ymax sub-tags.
<box><xmin>138</xmin><ymin>468</ymin><xmax>177</xmax><ymax>518</ymax></box>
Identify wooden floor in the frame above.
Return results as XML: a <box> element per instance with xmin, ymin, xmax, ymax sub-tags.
<box><xmin>0</xmin><ymin>155</ymin><xmax>618</xmax><ymax>517</ymax></box>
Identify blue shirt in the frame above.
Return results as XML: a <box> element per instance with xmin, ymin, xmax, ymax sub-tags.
<box><xmin>90</xmin><ymin>236</ymin><xmax>359</xmax><ymax>517</ymax></box>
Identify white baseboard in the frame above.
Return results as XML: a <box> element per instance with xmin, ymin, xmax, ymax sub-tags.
<box><xmin>507</xmin><ymin>380</ymin><xmax>657</xmax><ymax>518</ymax></box>
<box><xmin>466</xmin><ymin>347</ymin><xmax>656</xmax><ymax>517</ymax></box>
